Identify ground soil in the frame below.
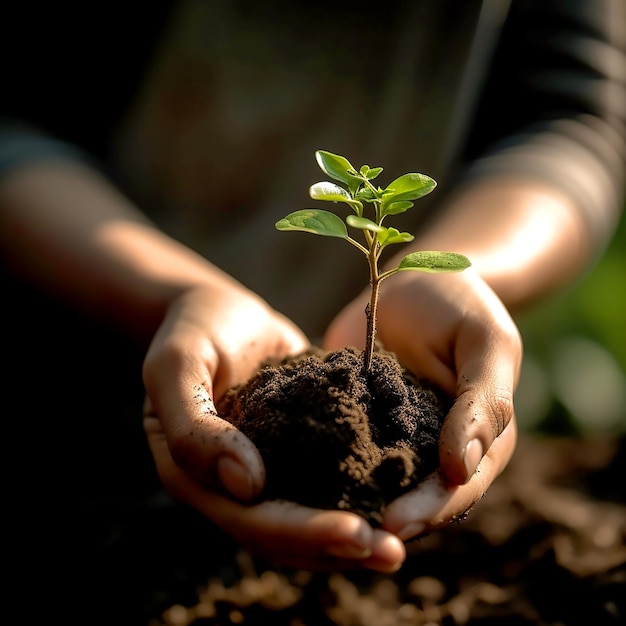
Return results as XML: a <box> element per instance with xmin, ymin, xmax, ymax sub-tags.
<box><xmin>153</xmin><ymin>434</ymin><xmax>625</xmax><ymax>626</ymax></box>
<box><xmin>218</xmin><ymin>347</ymin><xmax>451</xmax><ymax>525</ymax></box>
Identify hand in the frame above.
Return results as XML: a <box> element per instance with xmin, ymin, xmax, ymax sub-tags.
<box><xmin>324</xmin><ymin>268</ymin><xmax>521</xmax><ymax>540</ymax></box>
<box><xmin>142</xmin><ymin>284</ymin><xmax>406</xmax><ymax>571</ymax></box>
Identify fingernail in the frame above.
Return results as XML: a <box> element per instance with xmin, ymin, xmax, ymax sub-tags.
<box><xmin>463</xmin><ymin>438</ymin><xmax>484</xmax><ymax>483</ymax></box>
<box><xmin>218</xmin><ymin>455</ymin><xmax>253</xmax><ymax>501</ymax></box>
<box><xmin>366</xmin><ymin>532</ymin><xmax>406</xmax><ymax>573</ymax></box>
<box><xmin>395</xmin><ymin>521</ymin><xmax>426</xmax><ymax>542</ymax></box>
<box><xmin>325</xmin><ymin>542</ymin><xmax>373</xmax><ymax>559</ymax></box>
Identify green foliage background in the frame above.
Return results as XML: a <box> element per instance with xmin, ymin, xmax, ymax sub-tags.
<box><xmin>515</xmin><ymin>209</ymin><xmax>626</xmax><ymax>435</ymax></box>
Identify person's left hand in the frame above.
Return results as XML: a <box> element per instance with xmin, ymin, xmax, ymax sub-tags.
<box><xmin>323</xmin><ymin>267</ymin><xmax>521</xmax><ymax>541</ymax></box>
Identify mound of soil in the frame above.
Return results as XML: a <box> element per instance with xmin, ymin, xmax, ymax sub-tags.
<box><xmin>218</xmin><ymin>347</ymin><xmax>451</xmax><ymax>525</ymax></box>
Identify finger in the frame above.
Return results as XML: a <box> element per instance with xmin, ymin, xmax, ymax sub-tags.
<box><xmin>280</xmin><ymin>530</ymin><xmax>406</xmax><ymax>573</ymax></box>
<box><xmin>439</xmin><ymin>297</ymin><xmax>521</xmax><ymax>485</ymax></box>
<box><xmin>382</xmin><ymin>418</ymin><xmax>517</xmax><ymax>540</ymax></box>
<box><xmin>143</xmin><ymin>340</ymin><xmax>266</xmax><ymax>502</ymax></box>
<box><xmin>225</xmin><ymin>506</ymin><xmax>406</xmax><ymax>574</ymax></box>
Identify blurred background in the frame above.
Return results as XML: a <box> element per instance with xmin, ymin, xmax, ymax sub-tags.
<box><xmin>516</xmin><ymin>206</ymin><xmax>626</xmax><ymax>437</ymax></box>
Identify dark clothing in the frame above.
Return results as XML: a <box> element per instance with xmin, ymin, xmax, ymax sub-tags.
<box><xmin>2</xmin><ymin>0</ymin><xmax>625</xmax><ymax>337</ymax></box>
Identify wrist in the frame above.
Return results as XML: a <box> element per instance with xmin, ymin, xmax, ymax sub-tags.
<box><xmin>403</xmin><ymin>177</ymin><xmax>591</xmax><ymax>311</ymax></box>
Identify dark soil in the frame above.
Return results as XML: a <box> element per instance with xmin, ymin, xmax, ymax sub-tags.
<box><xmin>218</xmin><ymin>346</ymin><xmax>451</xmax><ymax>526</ymax></box>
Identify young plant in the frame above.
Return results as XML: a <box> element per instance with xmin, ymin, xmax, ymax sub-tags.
<box><xmin>276</xmin><ymin>150</ymin><xmax>471</xmax><ymax>373</ymax></box>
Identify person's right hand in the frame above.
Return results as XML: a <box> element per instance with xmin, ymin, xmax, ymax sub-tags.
<box><xmin>142</xmin><ymin>283</ymin><xmax>406</xmax><ymax>572</ymax></box>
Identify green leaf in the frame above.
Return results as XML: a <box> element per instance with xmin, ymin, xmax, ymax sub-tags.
<box><xmin>309</xmin><ymin>181</ymin><xmax>362</xmax><ymax>213</ymax></box>
<box><xmin>397</xmin><ymin>251</ymin><xmax>471</xmax><ymax>272</ymax></box>
<box><xmin>383</xmin><ymin>200</ymin><xmax>414</xmax><ymax>216</ymax></box>
<box><xmin>355</xmin><ymin>187</ymin><xmax>378</xmax><ymax>202</ymax></box>
<box><xmin>346</xmin><ymin>214</ymin><xmax>384</xmax><ymax>232</ymax></box>
<box><xmin>378</xmin><ymin>227</ymin><xmax>414</xmax><ymax>246</ymax></box>
<box><xmin>275</xmin><ymin>209</ymin><xmax>348</xmax><ymax>238</ymax></box>
<box><xmin>381</xmin><ymin>173</ymin><xmax>436</xmax><ymax>214</ymax></box>
<box><xmin>315</xmin><ymin>150</ymin><xmax>358</xmax><ymax>186</ymax></box>
<box><xmin>309</xmin><ymin>181</ymin><xmax>351</xmax><ymax>202</ymax></box>
<box><xmin>365</xmin><ymin>166</ymin><xmax>383</xmax><ymax>180</ymax></box>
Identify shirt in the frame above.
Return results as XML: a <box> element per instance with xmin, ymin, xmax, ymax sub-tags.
<box><xmin>2</xmin><ymin>0</ymin><xmax>625</xmax><ymax>338</ymax></box>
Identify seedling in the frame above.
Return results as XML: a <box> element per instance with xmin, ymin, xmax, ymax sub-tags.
<box><xmin>276</xmin><ymin>150</ymin><xmax>471</xmax><ymax>373</ymax></box>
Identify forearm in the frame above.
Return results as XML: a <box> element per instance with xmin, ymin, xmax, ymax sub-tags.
<box><xmin>440</xmin><ymin>0</ymin><xmax>625</xmax><ymax>313</ymax></box>
<box><xmin>403</xmin><ymin>176</ymin><xmax>592</xmax><ymax>313</ymax></box>
<box><xmin>0</xmin><ymin>160</ymin><xmax>240</xmax><ymax>343</ymax></box>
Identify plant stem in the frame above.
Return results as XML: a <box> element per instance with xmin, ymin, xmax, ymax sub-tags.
<box><xmin>363</xmin><ymin>243</ymin><xmax>381</xmax><ymax>373</ymax></box>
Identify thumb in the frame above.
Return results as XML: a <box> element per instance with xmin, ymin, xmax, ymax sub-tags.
<box><xmin>143</xmin><ymin>380</ymin><xmax>266</xmax><ymax>502</ymax></box>
<box><xmin>438</xmin><ymin>347</ymin><xmax>518</xmax><ymax>486</ymax></box>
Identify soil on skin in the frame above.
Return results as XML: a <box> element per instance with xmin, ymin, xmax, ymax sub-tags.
<box><xmin>218</xmin><ymin>346</ymin><xmax>452</xmax><ymax>526</ymax></box>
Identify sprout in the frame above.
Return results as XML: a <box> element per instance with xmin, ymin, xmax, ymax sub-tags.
<box><xmin>276</xmin><ymin>150</ymin><xmax>471</xmax><ymax>372</ymax></box>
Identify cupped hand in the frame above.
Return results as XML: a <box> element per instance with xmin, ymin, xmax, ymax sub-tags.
<box><xmin>142</xmin><ymin>284</ymin><xmax>405</xmax><ymax>571</ymax></box>
<box><xmin>324</xmin><ymin>268</ymin><xmax>522</xmax><ymax>540</ymax></box>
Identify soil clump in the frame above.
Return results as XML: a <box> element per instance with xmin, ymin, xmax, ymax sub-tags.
<box><xmin>219</xmin><ymin>346</ymin><xmax>451</xmax><ymax>525</ymax></box>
